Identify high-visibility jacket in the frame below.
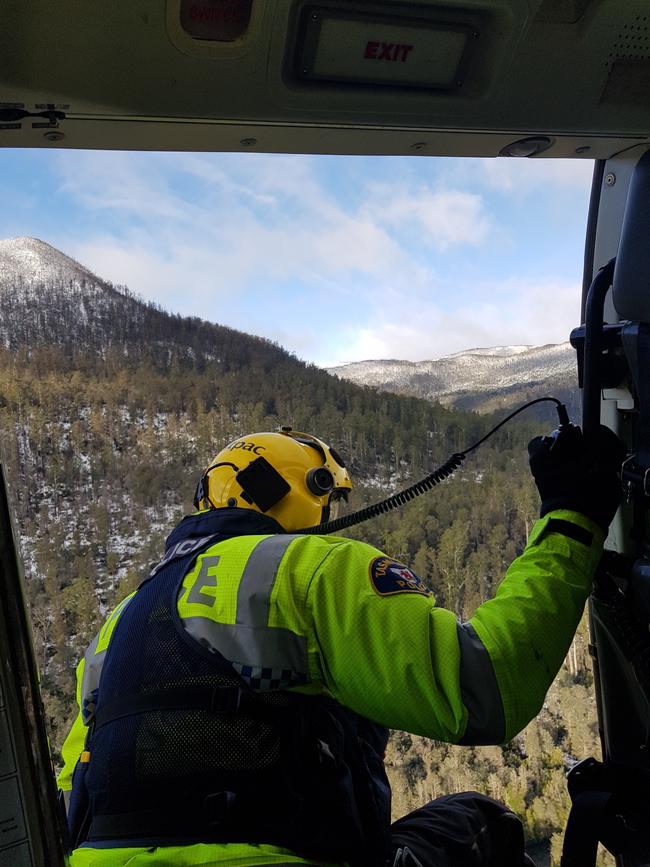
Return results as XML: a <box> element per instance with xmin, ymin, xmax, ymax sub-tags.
<box><xmin>59</xmin><ymin>506</ymin><xmax>604</xmax><ymax>866</ymax></box>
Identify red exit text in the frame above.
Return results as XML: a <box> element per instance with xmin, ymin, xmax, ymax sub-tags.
<box><xmin>364</xmin><ymin>42</ymin><xmax>414</xmax><ymax>63</ymax></box>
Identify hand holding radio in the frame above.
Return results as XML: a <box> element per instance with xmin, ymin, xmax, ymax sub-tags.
<box><xmin>527</xmin><ymin>424</ymin><xmax>627</xmax><ymax>532</ymax></box>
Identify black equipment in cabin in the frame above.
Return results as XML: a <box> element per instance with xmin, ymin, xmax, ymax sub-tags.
<box><xmin>0</xmin><ymin>464</ymin><xmax>67</xmax><ymax>865</ymax></box>
<box><xmin>565</xmin><ymin>150</ymin><xmax>650</xmax><ymax>867</ymax></box>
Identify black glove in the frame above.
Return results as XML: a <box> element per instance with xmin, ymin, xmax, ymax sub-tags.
<box><xmin>390</xmin><ymin>792</ymin><xmax>531</xmax><ymax>867</ymax></box>
<box><xmin>527</xmin><ymin>424</ymin><xmax>627</xmax><ymax>532</ymax></box>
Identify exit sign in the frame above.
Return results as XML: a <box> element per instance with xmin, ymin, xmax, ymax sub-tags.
<box><xmin>296</xmin><ymin>6</ymin><xmax>477</xmax><ymax>90</ymax></box>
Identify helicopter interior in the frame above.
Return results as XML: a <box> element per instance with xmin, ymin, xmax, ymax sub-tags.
<box><xmin>2</xmin><ymin>1</ymin><xmax>650</xmax><ymax>864</ymax></box>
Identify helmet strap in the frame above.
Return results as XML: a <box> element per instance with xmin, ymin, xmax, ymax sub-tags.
<box><xmin>193</xmin><ymin>462</ymin><xmax>239</xmax><ymax>510</ymax></box>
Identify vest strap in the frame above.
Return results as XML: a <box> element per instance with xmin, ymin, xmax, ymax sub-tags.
<box><xmin>88</xmin><ymin>795</ymin><xmax>234</xmax><ymax>841</ymax></box>
<box><xmin>93</xmin><ymin>684</ymin><xmax>269</xmax><ymax>730</ymax></box>
<box><xmin>87</xmin><ymin>786</ymin><xmax>285</xmax><ymax>842</ymax></box>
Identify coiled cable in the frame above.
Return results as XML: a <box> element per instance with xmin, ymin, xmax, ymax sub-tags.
<box><xmin>298</xmin><ymin>397</ymin><xmax>567</xmax><ymax>535</ymax></box>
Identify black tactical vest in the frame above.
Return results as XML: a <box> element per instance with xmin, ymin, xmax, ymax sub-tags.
<box><xmin>71</xmin><ymin>510</ymin><xmax>392</xmax><ymax>867</ymax></box>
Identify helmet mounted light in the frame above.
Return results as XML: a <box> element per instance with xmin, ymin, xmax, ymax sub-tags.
<box><xmin>306</xmin><ymin>466</ymin><xmax>335</xmax><ymax>496</ymax></box>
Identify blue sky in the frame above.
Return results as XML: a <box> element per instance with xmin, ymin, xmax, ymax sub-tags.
<box><xmin>0</xmin><ymin>149</ymin><xmax>593</xmax><ymax>366</ymax></box>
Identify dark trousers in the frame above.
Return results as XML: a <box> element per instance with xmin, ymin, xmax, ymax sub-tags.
<box><xmin>390</xmin><ymin>792</ymin><xmax>535</xmax><ymax>867</ymax></box>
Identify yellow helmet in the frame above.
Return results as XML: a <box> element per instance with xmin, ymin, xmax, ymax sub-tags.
<box><xmin>193</xmin><ymin>427</ymin><xmax>352</xmax><ymax>531</ymax></box>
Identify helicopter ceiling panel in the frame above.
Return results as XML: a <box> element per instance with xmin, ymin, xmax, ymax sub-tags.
<box><xmin>1</xmin><ymin>0</ymin><xmax>649</xmax><ymax>157</ymax></box>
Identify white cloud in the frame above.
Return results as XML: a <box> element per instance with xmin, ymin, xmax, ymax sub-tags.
<box><xmin>463</xmin><ymin>157</ymin><xmax>594</xmax><ymax>195</ymax></box>
<box><xmin>323</xmin><ymin>277</ymin><xmax>581</xmax><ymax>366</ymax></box>
<box><xmin>49</xmin><ymin>150</ymin><xmax>587</xmax><ymax>365</ymax></box>
<box><xmin>55</xmin><ymin>152</ymin><xmax>433</xmax><ymax>315</ymax></box>
<box><xmin>57</xmin><ymin>153</ymin><xmax>198</xmax><ymax>223</ymax></box>
<box><xmin>366</xmin><ymin>187</ymin><xmax>492</xmax><ymax>251</ymax></box>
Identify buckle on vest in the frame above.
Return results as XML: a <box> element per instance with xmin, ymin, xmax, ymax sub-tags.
<box><xmin>205</xmin><ymin>790</ymin><xmax>236</xmax><ymax>827</ymax></box>
<box><xmin>210</xmin><ymin>686</ymin><xmax>242</xmax><ymax>714</ymax></box>
<box><xmin>391</xmin><ymin>847</ymin><xmax>424</xmax><ymax>867</ymax></box>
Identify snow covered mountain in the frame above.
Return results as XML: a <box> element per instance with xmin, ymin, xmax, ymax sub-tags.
<box><xmin>0</xmin><ymin>237</ymin><xmax>579</xmax><ymax>417</ymax></box>
<box><xmin>0</xmin><ymin>237</ymin><xmax>282</xmax><ymax>367</ymax></box>
<box><xmin>0</xmin><ymin>237</ymin><xmax>104</xmax><ymax>289</ymax></box>
<box><xmin>0</xmin><ymin>237</ymin><xmax>134</xmax><ymax>352</ymax></box>
<box><xmin>327</xmin><ymin>343</ymin><xmax>578</xmax><ymax>416</ymax></box>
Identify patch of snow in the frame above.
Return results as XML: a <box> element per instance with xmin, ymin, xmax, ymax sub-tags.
<box><xmin>444</xmin><ymin>345</ymin><xmax>532</xmax><ymax>359</ymax></box>
<box><xmin>0</xmin><ymin>237</ymin><xmax>104</xmax><ymax>291</ymax></box>
<box><xmin>326</xmin><ymin>342</ymin><xmax>576</xmax><ymax>404</ymax></box>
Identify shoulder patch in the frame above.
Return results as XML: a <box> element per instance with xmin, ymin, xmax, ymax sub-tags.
<box><xmin>369</xmin><ymin>557</ymin><xmax>432</xmax><ymax>597</ymax></box>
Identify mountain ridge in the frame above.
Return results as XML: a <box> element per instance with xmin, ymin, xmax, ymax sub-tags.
<box><xmin>0</xmin><ymin>236</ymin><xmax>301</xmax><ymax>374</ymax></box>
<box><xmin>0</xmin><ymin>238</ymin><xmax>578</xmax><ymax>420</ymax></box>
<box><xmin>0</xmin><ymin>236</ymin><xmax>107</xmax><ymax>289</ymax></box>
<box><xmin>327</xmin><ymin>343</ymin><xmax>578</xmax><ymax>416</ymax></box>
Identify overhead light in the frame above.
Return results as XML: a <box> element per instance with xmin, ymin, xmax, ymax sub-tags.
<box><xmin>294</xmin><ymin>5</ymin><xmax>478</xmax><ymax>90</ymax></box>
<box><xmin>499</xmin><ymin>136</ymin><xmax>553</xmax><ymax>157</ymax></box>
<box><xmin>179</xmin><ymin>0</ymin><xmax>253</xmax><ymax>42</ymax></box>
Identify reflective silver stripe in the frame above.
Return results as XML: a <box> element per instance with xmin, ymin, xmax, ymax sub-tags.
<box><xmin>236</xmin><ymin>535</ymin><xmax>301</xmax><ymax>628</ymax></box>
<box><xmin>456</xmin><ymin>621</ymin><xmax>505</xmax><ymax>745</ymax></box>
<box><xmin>81</xmin><ymin>594</ymin><xmax>136</xmax><ymax>720</ymax></box>
<box><xmin>183</xmin><ymin>618</ymin><xmax>307</xmax><ymax>673</ymax></box>
<box><xmin>80</xmin><ymin>631</ymin><xmax>105</xmax><ymax>722</ymax></box>
<box><xmin>183</xmin><ymin>535</ymin><xmax>308</xmax><ymax>678</ymax></box>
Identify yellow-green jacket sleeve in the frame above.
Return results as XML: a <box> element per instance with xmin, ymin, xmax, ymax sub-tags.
<box><xmin>305</xmin><ymin>509</ymin><xmax>604</xmax><ymax>744</ymax></box>
<box><xmin>57</xmin><ymin>591</ymin><xmax>136</xmax><ymax>793</ymax></box>
<box><xmin>58</xmin><ymin>658</ymin><xmax>86</xmax><ymax>792</ymax></box>
<box><xmin>469</xmin><ymin>510</ymin><xmax>604</xmax><ymax>740</ymax></box>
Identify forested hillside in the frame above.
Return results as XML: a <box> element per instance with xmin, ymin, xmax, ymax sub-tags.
<box><xmin>0</xmin><ymin>239</ymin><xmax>604</xmax><ymax>865</ymax></box>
